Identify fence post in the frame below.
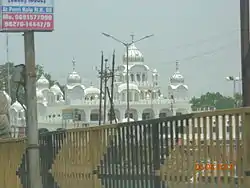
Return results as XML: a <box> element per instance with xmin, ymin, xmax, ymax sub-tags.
<box><xmin>152</xmin><ymin>120</ymin><xmax>161</xmax><ymax>188</ymax></box>
<box><xmin>243</xmin><ymin>110</ymin><xmax>250</xmax><ymax>188</ymax></box>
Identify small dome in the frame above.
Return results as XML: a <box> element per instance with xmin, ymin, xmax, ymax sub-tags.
<box><xmin>170</xmin><ymin>62</ymin><xmax>184</xmax><ymax>84</ymax></box>
<box><xmin>67</xmin><ymin>71</ymin><xmax>82</xmax><ymax>85</ymax></box>
<box><xmin>118</xmin><ymin>83</ymin><xmax>140</xmax><ymax>93</ymax></box>
<box><xmin>85</xmin><ymin>85</ymin><xmax>100</xmax><ymax>95</ymax></box>
<box><xmin>152</xmin><ymin>69</ymin><xmax>158</xmax><ymax>74</ymax></box>
<box><xmin>67</xmin><ymin>58</ymin><xmax>82</xmax><ymax>85</ymax></box>
<box><xmin>123</xmin><ymin>43</ymin><xmax>144</xmax><ymax>64</ymax></box>
<box><xmin>170</xmin><ymin>72</ymin><xmax>184</xmax><ymax>84</ymax></box>
<box><xmin>37</xmin><ymin>74</ymin><xmax>49</xmax><ymax>89</ymax></box>
<box><xmin>11</xmin><ymin>100</ymin><xmax>24</xmax><ymax>111</ymax></box>
<box><xmin>50</xmin><ymin>84</ymin><xmax>63</xmax><ymax>95</ymax></box>
<box><xmin>122</xmin><ymin>118</ymin><xmax>134</xmax><ymax>122</ymax></box>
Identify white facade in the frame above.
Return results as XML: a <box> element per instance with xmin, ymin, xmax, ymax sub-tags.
<box><xmin>9</xmin><ymin>42</ymin><xmax>191</xmax><ymax>131</ymax></box>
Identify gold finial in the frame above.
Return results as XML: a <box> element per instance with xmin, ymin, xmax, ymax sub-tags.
<box><xmin>130</xmin><ymin>34</ymin><xmax>135</xmax><ymax>43</ymax></box>
<box><xmin>176</xmin><ymin>61</ymin><xmax>179</xmax><ymax>71</ymax></box>
<box><xmin>72</xmin><ymin>57</ymin><xmax>76</xmax><ymax>71</ymax></box>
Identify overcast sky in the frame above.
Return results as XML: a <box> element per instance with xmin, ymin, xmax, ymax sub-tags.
<box><xmin>0</xmin><ymin>0</ymin><xmax>242</xmax><ymax>97</ymax></box>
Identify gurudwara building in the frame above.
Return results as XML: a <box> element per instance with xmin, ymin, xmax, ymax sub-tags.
<box><xmin>8</xmin><ymin>42</ymin><xmax>191</xmax><ymax>132</ymax></box>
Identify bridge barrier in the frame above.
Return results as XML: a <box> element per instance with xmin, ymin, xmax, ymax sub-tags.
<box><xmin>0</xmin><ymin>107</ymin><xmax>249</xmax><ymax>188</ymax></box>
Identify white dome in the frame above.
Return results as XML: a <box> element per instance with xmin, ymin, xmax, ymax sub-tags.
<box><xmin>123</xmin><ymin>43</ymin><xmax>144</xmax><ymax>64</ymax></box>
<box><xmin>36</xmin><ymin>74</ymin><xmax>49</xmax><ymax>89</ymax></box>
<box><xmin>170</xmin><ymin>71</ymin><xmax>184</xmax><ymax>84</ymax></box>
<box><xmin>50</xmin><ymin>84</ymin><xmax>63</xmax><ymax>95</ymax></box>
<box><xmin>118</xmin><ymin>83</ymin><xmax>140</xmax><ymax>93</ymax></box>
<box><xmin>85</xmin><ymin>85</ymin><xmax>100</xmax><ymax>95</ymax></box>
<box><xmin>122</xmin><ymin>118</ymin><xmax>134</xmax><ymax>122</ymax></box>
<box><xmin>11</xmin><ymin>100</ymin><xmax>24</xmax><ymax>111</ymax></box>
<box><xmin>67</xmin><ymin>71</ymin><xmax>82</xmax><ymax>85</ymax></box>
<box><xmin>170</xmin><ymin>62</ymin><xmax>184</xmax><ymax>84</ymax></box>
<box><xmin>152</xmin><ymin>69</ymin><xmax>158</xmax><ymax>74</ymax></box>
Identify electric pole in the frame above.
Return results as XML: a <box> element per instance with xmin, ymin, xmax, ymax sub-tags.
<box><xmin>98</xmin><ymin>52</ymin><xmax>104</xmax><ymax>126</ymax></box>
<box><xmin>240</xmin><ymin>0</ymin><xmax>250</xmax><ymax>106</ymax></box>
<box><xmin>6</xmin><ymin>34</ymin><xmax>11</xmax><ymax>96</ymax></box>
<box><xmin>24</xmin><ymin>31</ymin><xmax>42</xmax><ymax>188</ymax></box>
<box><xmin>103</xmin><ymin>59</ymin><xmax>108</xmax><ymax>124</ymax></box>
<box><xmin>110</xmin><ymin>50</ymin><xmax>116</xmax><ymax>124</ymax></box>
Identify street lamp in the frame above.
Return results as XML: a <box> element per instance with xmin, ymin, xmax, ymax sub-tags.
<box><xmin>102</xmin><ymin>33</ymin><xmax>153</xmax><ymax>122</ymax></box>
<box><xmin>226</xmin><ymin>76</ymin><xmax>241</xmax><ymax>107</ymax></box>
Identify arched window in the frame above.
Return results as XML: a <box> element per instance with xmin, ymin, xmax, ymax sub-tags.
<box><xmin>142</xmin><ymin>74</ymin><xmax>146</xmax><ymax>82</ymax></box>
<box><xmin>134</xmin><ymin>93</ymin><xmax>139</xmax><ymax>101</ymax></box>
<box><xmin>140</xmin><ymin>92</ymin><xmax>144</xmax><ymax>99</ymax></box>
<box><xmin>131</xmin><ymin>74</ymin><xmax>135</xmax><ymax>81</ymax></box>
<box><xmin>120</xmin><ymin>75</ymin><xmax>123</xmax><ymax>82</ymax></box>
<box><xmin>129</xmin><ymin>91</ymin><xmax>133</xmax><ymax>101</ymax></box>
<box><xmin>122</xmin><ymin>92</ymin><xmax>125</xmax><ymax>101</ymax></box>
<box><xmin>136</xmin><ymin>74</ymin><xmax>140</xmax><ymax>82</ymax></box>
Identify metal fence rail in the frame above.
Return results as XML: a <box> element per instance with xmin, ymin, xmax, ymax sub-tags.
<box><xmin>0</xmin><ymin>108</ymin><xmax>249</xmax><ymax>188</ymax></box>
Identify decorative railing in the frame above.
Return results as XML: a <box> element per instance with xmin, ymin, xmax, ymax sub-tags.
<box><xmin>0</xmin><ymin>107</ymin><xmax>249</xmax><ymax>188</ymax></box>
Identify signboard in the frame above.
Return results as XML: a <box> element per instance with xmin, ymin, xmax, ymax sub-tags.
<box><xmin>62</xmin><ymin>109</ymin><xmax>73</xmax><ymax>120</ymax></box>
<box><xmin>0</xmin><ymin>0</ymin><xmax>54</xmax><ymax>32</ymax></box>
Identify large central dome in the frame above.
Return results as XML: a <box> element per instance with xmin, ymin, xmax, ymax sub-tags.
<box><xmin>123</xmin><ymin>43</ymin><xmax>144</xmax><ymax>64</ymax></box>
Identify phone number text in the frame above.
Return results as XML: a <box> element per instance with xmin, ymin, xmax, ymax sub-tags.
<box><xmin>2</xmin><ymin>20</ymin><xmax>53</xmax><ymax>30</ymax></box>
<box><xmin>2</xmin><ymin>13</ymin><xmax>53</xmax><ymax>21</ymax></box>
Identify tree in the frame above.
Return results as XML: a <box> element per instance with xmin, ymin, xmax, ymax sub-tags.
<box><xmin>190</xmin><ymin>92</ymin><xmax>241</xmax><ymax>110</ymax></box>
<box><xmin>35</xmin><ymin>64</ymin><xmax>56</xmax><ymax>87</ymax></box>
<box><xmin>0</xmin><ymin>62</ymin><xmax>58</xmax><ymax>104</ymax></box>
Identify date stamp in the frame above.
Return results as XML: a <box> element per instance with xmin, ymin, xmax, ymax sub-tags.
<box><xmin>195</xmin><ymin>163</ymin><xmax>234</xmax><ymax>171</ymax></box>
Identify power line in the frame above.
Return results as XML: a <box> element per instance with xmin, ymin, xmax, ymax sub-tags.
<box><xmin>145</xmin><ymin>28</ymin><xmax>239</xmax><ymax>52</ymax></box>
<box><xmin>162</xmin><ymin>40</ymin><xmax>238</xmax><ymax>65</ymax></box>
<box><xmin>172</xmin><ymin>28</ymin><xmax>238</xmax><ymax>50</ymax></box>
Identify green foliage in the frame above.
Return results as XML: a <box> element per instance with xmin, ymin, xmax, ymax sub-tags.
<box><xmin>0</xmin><ymin>62</ymin><xmax>60</xmax><ymax>104</ymax></box>
<box><xmin>190</xmin><ymin>92</ymin><xmax>242</xmax><ymax>110</ymax></box>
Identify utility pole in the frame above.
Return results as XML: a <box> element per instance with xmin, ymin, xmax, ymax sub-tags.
<box><xmin>240</xmin><ymin>2</ymin><xmax>250</xmax><ymax>188</ymax></box>
<box><xmin>23</xmin><ymin>31</ymin><xmax>42</xmax><ymax>188</ymax></box>
<box><xmin>98</xmin><ymin>52</ymin><xmax>104</xmax><ymax>126</ymax></box>
<box><xmin>103</xmin><ymin>59</ymin><xmax>108</xmax><ymax>124</ymax></box>
<box><xmin>110</xmin><ymin>50</ymin><xmax>116</xmax><ymax>124</ymax></box>
<box><xmin>6</xmin><ymin>34</ymin><xmax>11</xmax><ymax>96</ymax></box>
<box><xmin>240</xmin><ymin>0</ymin><xmax>250</xmax><ymax>106</ymax></box>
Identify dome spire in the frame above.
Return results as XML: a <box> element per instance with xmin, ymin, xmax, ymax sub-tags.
<box><xmin>170</xmin><ymin>61</ymin><xmax>184</xmax><ymax>84</ymax></box>
<box><xmin>175</xmin><ymin>61</ymin><xmax>179</xmax><ymax>72</ymax></box>
<box><xmin>72</xmin><ymin>57</ymin><xmax>76</xmax><ymax>71</ymax></box>
<box><xmin>130</xmin><ymin>34</ymin><xmax>135</xmax><ymax>43</ymax></box>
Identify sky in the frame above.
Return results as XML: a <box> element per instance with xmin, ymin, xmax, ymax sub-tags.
<box><xmin>0</xmin><ymin>0</ymin><xmax>242</xmax><ymax>97</ymax></box>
